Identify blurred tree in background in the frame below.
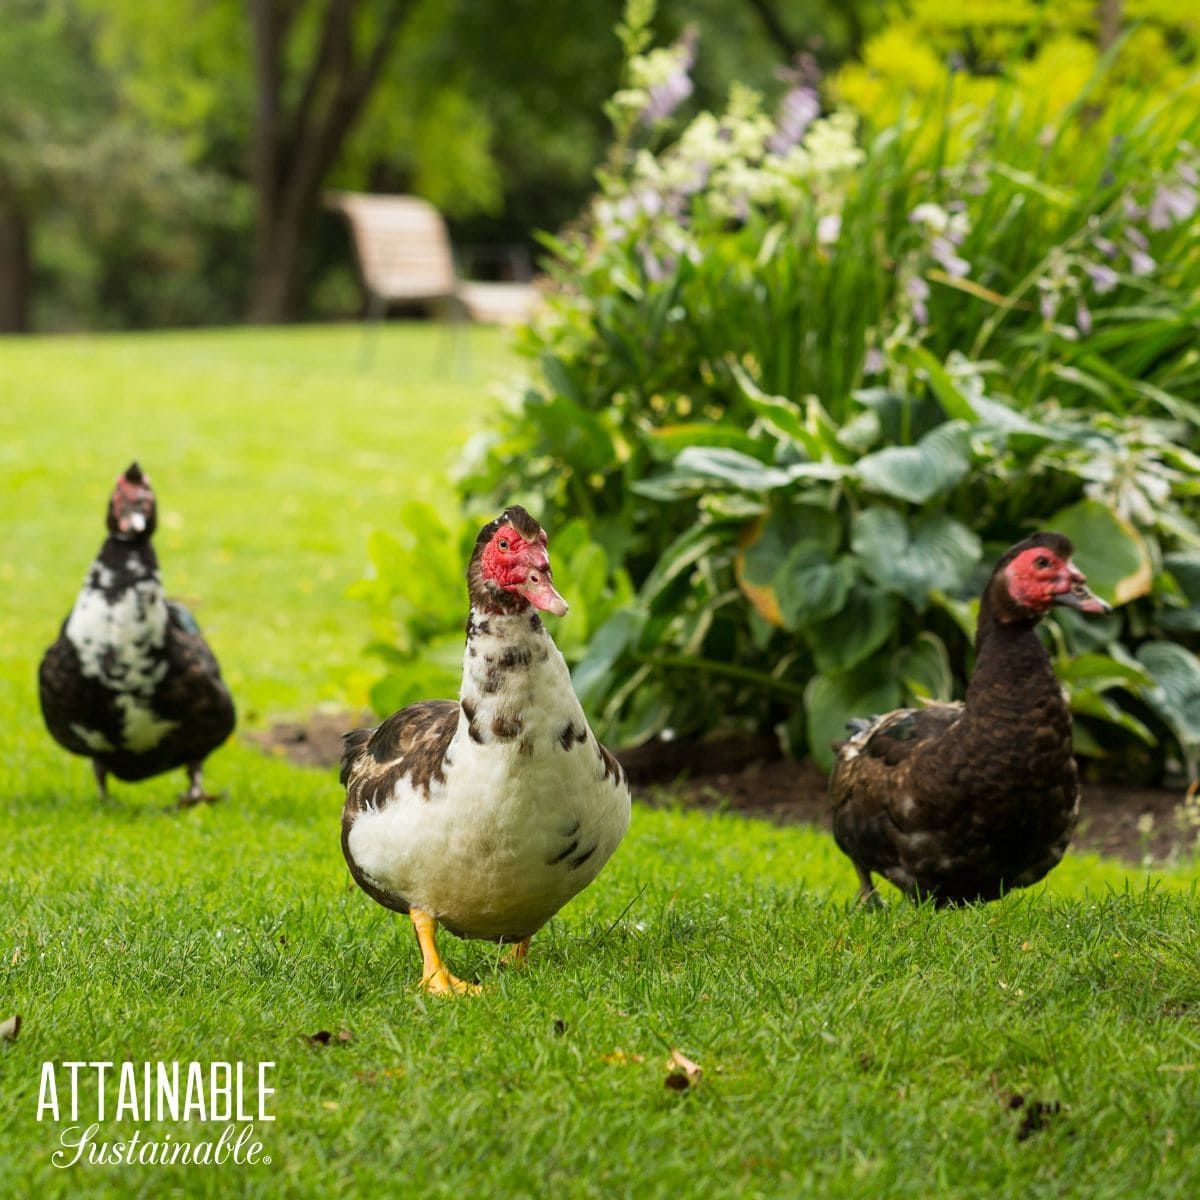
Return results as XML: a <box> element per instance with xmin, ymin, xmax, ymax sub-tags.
<box><xmin>0</xmin><ymin>0</ymin><xmax>881</xmax><ymax>330</ymax></box>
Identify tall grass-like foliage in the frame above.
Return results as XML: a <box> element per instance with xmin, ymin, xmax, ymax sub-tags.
<box><xmin>390</xmin><ymin>3</ymin><xmax>1200</xmax><ymax>779</ymax></box>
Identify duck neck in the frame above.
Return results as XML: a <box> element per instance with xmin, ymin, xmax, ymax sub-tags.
<box><xmin>963</xmin><ymin>593</ymin><xmax>1061</xmax><ymax>728</ymax></box>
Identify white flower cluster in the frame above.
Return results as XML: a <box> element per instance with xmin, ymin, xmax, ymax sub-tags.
<box><xmin>627</xmin><ymin>88</ymin><xmax>865</xmax><ymax>224</ymax></box>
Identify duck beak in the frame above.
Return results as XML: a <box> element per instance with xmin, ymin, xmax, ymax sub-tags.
<box><xmin>516</xmin><ymin>550</ymin><xmax>568</xmax><ymax>616</ymax></box>
<box><xmin>1053</xmin><ymin>564</ymin><xmax>1111</xmax><ymax>615</ymax></box>
<box><xmin>518</xmin><ymin>572</ymin><xmax>568</xmax><ymax>617</ymax></box>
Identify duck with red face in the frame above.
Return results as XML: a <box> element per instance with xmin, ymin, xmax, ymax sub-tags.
<box><xmin>1002</xmin><ymin>539</ymin><xmax>1111</xmax><ymax>617</ymax></box>
<box><xmin>474</xmin><ymin>514</ymin><xmax>569</xmax><ymax>617</ymax></box>
<box><xmin>39</xmin><ymin>462</ymin><xmax>235</xmax><ymax>804</ymax></box>
<box><xmin>829</xmin><ymin>531</ymin><xmax>1111</xmax><ymax>906</ymax></box>
<box><xmin>340</xmin><ymin>506</ymin><xmax>630</xmax><ymax>996</ymax></box>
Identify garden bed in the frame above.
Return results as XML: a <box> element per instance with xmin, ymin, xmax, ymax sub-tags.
<box><xmin>247</xmin><ymin>714</ymin><xmax>1195</xmax><ymax>866</ymax></box>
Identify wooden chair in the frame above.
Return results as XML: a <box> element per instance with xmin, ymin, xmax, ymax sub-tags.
<box><xmin>325</xmin><ymin>191</ymin><xmax>537</xmax><ymax>326</ymax></box>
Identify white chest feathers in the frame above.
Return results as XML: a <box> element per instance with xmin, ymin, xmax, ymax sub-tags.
<box><xmin>64</xmin><ymin>565</ymin><xmax>178</xmax><ymax>751</ymax></box>
<box><xmin>346</xmin><ymin>610</ymin><xmax>632</xmax><ymax>940</ymax></box>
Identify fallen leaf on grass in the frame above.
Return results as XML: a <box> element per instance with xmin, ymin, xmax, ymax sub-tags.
<box><xmin>1016</xmin><ymin>1099</ymin><xmax>1063</xmax><ymax>1141</ymax></box>
<box><xmin>1</xmin><ymin>1014</ymin><xmax>20</xmax><ymax>1041</ymax></box>
<box><xmin>302</xmin><ymin>1029</ymin><xmax>353</xmax><ymax>1047</ymax></box>
<box><xmin>321</xmin><ymin>1100</ymin><xmax>340</xmax><ymax>1112</ymax></box>
<box><xmin>355</xmin><ymin>1067</ymin><xmax>405</xmax><ymax>1083</ymax></box>
<box><xmin>664</xmin><ymin>1048</ymin><xmax>702</xmax><ymax>1091</ymax></box>
<box><xmin>601</xmin><ymin>1050</ymin><xmax>644</xmax><ymax>1065</ymax></box>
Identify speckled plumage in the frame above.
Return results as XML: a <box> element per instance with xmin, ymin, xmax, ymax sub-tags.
<box><xmin>829</xmin><ymin>533</ymin><xmax>1102</xmax><ymax>905</ymax></box>
<box><xmin>340</xmin><ymin>507</ymin><xmax>631</xmax><ymax>946</ymax></box>
<box><xmin>38</xmin><ymin>464</ymin><xmax>235</xmax><ymax>797</ymax></box>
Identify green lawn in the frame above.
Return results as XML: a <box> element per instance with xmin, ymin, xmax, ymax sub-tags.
<box><xmin>2</xmin><ymin>326</ymin><xmax>1199</xmax><ymax>1198</ymax></box>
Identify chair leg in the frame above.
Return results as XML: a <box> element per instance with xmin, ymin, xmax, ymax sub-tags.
<box><xmin>358</xmin><ymin>290</ymin><xmax>386</xmax><ymax>369</ymax></box>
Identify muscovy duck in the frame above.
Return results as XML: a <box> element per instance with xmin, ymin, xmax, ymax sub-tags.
<box><xmin>829</xmin><ymin>531</ymin><xmax>1111</xmax><ymax>905</ymax></box>
<box><xmin>38</xmin><ymin>463</ymin><xmax>235</xmax><ymax>804</ymax></box>
<box><xmin>341</xmin><ymin>505</ymin><xmax>631</xmax><ymax>995</ymax></box>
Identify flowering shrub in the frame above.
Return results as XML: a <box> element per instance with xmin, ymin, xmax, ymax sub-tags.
<box><xmin>835</xmin><ymin>0</ymin><xmax>1199</xmax><ymax>137</ymax></box>
<box><xmin>369</xmin><ymin>2</ymin><xmax>1200</xmax><ymax>782</ymax></box>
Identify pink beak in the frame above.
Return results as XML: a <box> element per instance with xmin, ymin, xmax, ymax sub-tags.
<box><xmin>516</xmin><ymin>550</ymin><xmax>568</xmax><ymax>617</ymax></box>
<box><xmin>1053</xmin><ymin>562</ymin><xmax>1111</xmax><ymax>615</ymax></box>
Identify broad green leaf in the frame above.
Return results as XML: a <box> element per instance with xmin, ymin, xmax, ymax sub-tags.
<box><xmin>805</xmin><ymin>667</ymin><xmax>904</xmax><ymax>773</ymax></box>
<box><xmin>837</xmin><ymin>408</ymin><xmax>882</xmax><ymax>454</ymax></box>
<box><xmin>658</xmin><ymin>447</ymin><xmax>793</xmax><ymax>493</ymax></box>
<box><xmin>735</xmin><ymin>506</ymin><xmax>842</xmax><ymax>627</ymax></box>
<box><xmin>646</xmin><ymin>423</ymin><xmax>763</xmax><ymax>461</ymax></box>
<box><xmin>729</xmin><ymin>362</ymin><xmax>809</xmax><ymax>446</ymax></box>
<box><xmin>1056</xmin><ymin>653</ymin><xmax>1152</xmax><ymax>694</ymax></box>
<box><xmin>1050</xmin><ymin>607</ymin><xmax>1121</xmax><ymax>654</ymax></box>
<box><xmin>856</xmin><ymin>421</ymin><xmax>972</xmax><ymax>504</ymax></box>
<box><xmin>852</xmin><ymin>508</ymin><xmax>981</xmax><ymax>611</ymax></box>
<box><xmin>640</xmin><ymin>526</ymin><xmax>725</xmax><ymax>605</ymax></box>
<box><xmin>1165</xmin><ymin>551</ymin><xmax>1200</xmax><ymax>605</ymax></box>
<box><xmin>700</xmin><ymin>493</ymin><xmax>768</xmax><ymax>522</ymax></box>
<box><xmin>531</xmin><ymin>395</ymin><xmax>615</xmax><ymax>474</ymax></box>
<box><xmin>970</xmin><ymin>395</ymin><xmax>1055</xmax><ymax>439</ymax></box>
<box><xmin>1137</xmin><ymin>640</ymin><xmax>1200</xmax><ymax>775</ymax></box>
<box><xmin>540</xmin><ymin>352</ymin><xmax>583</xmax><ymax>403</ymax></box>
<box><xmin>810</xmin><ymin>584</ymin><xmax>899</xmax><ymax>674</ymax></box>
<box><xmin>902</xmin><ymin>344</ymin><xmax>978</xmax><ymax>421</ymax></box>
<box><xmin>572</xmin><ymin>607</ymin><xmax>646</xmax><ymax>710</ymax></box>
<box><xmin>738</xmin><ymin>508</ymin><xmax>841</xmax><ymax>585</ymax></box>
<box><xmin>1046</xmin><ymin>499</ymin><xmax>1152</xmax><ymax>606</ymax></box>
<box><xmin>894</xmin><ymin>632</ymin><xmax>953</xmax><ymax>701</ymax></box>
<box><xmin>1069</xmin><ymin>690</ymin><xmax>1156</xmax><ymax>746</ymax></box>
<box><xmin>773</xmin><ymin>544</ymin><xmax>855</xmax><ymax>631</ymax></box>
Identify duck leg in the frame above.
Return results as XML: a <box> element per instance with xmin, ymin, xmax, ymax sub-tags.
<box><xmin>92</xmin><ymin>760</ymin><xmax>109</xmax><ymax>801</ymax></box>
<box><xmin>854</xmin><ymin>863</ymin><xmax>884</xmax><ymax>909</ymax></box>
<box><xmin>499</xmin><ymin>937</ymin><xmax>531</xmax><ymax>970</ymax></box>
<box><xmin>177</xmin><ymin>762</ymin><xmax>222</xmax><ymax>807</ymax></box>
<box><xmin>411</xmin><ymin>908</ymin><xmax>480</xmax><ymax>996</ymax></box>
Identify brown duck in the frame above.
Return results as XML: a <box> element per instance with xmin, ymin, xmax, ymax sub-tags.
<box><xmin>829</xmin><ymin>531</ymin><xmax>1111</xmax><ymax>905</ymax></box>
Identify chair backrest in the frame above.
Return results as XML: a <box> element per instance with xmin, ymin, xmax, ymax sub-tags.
<box><xmin>327</xmin><ymin>192</ymin><xmax>458</xmax><ymax>302</ymax></box>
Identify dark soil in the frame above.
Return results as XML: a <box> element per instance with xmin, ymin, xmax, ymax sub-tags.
<box><xmin>247</xmin><ymin>714</ymin><xmax>1196</xmax><ymax>867</ymax></box>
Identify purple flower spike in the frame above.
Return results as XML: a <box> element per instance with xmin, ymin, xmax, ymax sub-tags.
<box><xmin>907</xmin><ymin>276</ymin><xmax>930</xmax><ymax>327</ymax></box>
<box><xmin>930</xmin><ymin>236</ymin><xmax>969</xmax><ymax>278</ymax></box>
<box><xmin>642</xmin><ymin>28</ymin><xmax>698</xmax><ymax>126</ymax></box>
<box><xmin>863</xmin><ymin>347</ymin><xmax>886</xmax><ymax>377</ymax></box>
<box><xmin>1084</xmin><ymin>262</ymin><xmax>1120</xmax><ymax>294</ymax></box>
<box><xmin>644</xmin><ymin>72</ymin><xmax>694</xmax><ymax>125</ymax></box>
<box><xmin>1092</xmin><ymin>235</ymin><xmax>1118</xmax><ymax>258</ymax></box>
<box><xmin>1149</xmin><ymin>183</ymin><xmax>1199</xmax><ymax>231</ymax></box>
<box><xmin>1040</xmin><ymin>292</ymin><xmax>1057</xmax><ymax>320</ymax></box>
<box><xmin>642</xmin><ymin>248</ymin><xmax>675</xmax><ymax>283</ymax></box>
<box><xmin>1076</xmin><ymin>300</ymin><xmax>1093</xmax><ymax>337</ymax></box>
<box><xmin>768</xmin><ymin>86</ymin><xmax>820</xmax><ymax>156</ymax></box>
<box><xmin>1125</xmin><ymin>225</ymin><xmax>1149</xmax><ymax>251</ymax></box>
<box><xmin>1128</xmin><ymin>249</ymin><xmax>1156</xmax><ymax>277</ymax></box>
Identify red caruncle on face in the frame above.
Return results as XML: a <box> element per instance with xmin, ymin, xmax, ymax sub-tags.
<box><xmin>1004</xmin><ymin>547</ymin><xmax>1080</xmax><ymax>611</ymax></box>
<box><xmin>479</xmin><ymin>522</ymin><xmax>567</xmax><ymax>616</ymax></box>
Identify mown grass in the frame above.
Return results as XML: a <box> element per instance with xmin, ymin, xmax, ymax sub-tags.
<box><xmin>0</xmin><ymin>323</ymin><xmax>513</xmax><ymax>719</ymax></box>
<box><xmin>2</xmin><ymin>326</ymin><xmax>1199</xmax><ymax>1198</ymax></box>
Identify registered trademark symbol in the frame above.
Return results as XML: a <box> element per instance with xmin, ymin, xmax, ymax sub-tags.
<box><xmin>264</xmin><ymin>1156</ymin><xmax>272</xmax><ymax>1164</ymax></box>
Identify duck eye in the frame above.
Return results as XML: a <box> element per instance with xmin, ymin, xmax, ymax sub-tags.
<box><xmin>1034</xmin><ymin>555</ymin><xmax>1050</xmax><ymax>569</ymax></box>
<box><xmin>498</xmin><ymin>539</ymin><xmax>509</xmax><ymax>551</ymax></box>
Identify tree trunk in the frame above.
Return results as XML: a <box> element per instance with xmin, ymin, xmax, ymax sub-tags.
<box><xmin>247</xmin><ymin>0</ymin><xmax>288</xmax><ymax>323</ymax></box>
<box><xmin>1096</xmin><ymin>0</ymin><xmax>1122</xmax><ymax>51</ymax></box>
<box><xmin>742</xmin><ymin>0</ymin><xmax>800</xmax><ymax>60</ymax></box>
<box><xmin>0</xmin><ymin>204</ymin><xmax>31</xmax><ymax>334</ymax></box>
<box><xmin>246</xmin><ymin>0</ymin><xmax>412</xmax><ymax>324</ymax></box>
